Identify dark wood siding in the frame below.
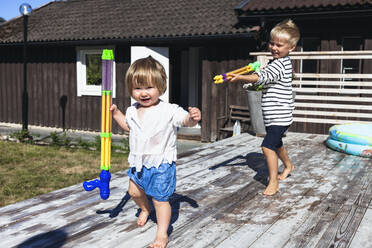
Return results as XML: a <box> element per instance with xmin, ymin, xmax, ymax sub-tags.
<box><xmin>201</xmin><ymin>42</ymin><xmax>257</xmax><ymax>141</ymax></box>
<box><xmin>0</xmin><ymin>45</ymin><xmax>131</xmax><ymax>134</ymax></box>
<box><xmin>113</xmin><ymin>45</ymin><xmax>131</xmax><ymax>134</ymax></box>
<box><xmin>0</xmin><ymin>47</ymin><xmax>23</xmax><ymax>124</ymax></box>
<box><xmin>1</xmin><ymin>29</ymin><xmax>371</xmax><ymax>142</ymax></box>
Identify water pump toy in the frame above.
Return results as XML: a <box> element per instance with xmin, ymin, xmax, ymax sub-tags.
<box><xmin>83</xmin><ymin>49</ymin><xmax>114</xmax><ymax>200</ymax></box>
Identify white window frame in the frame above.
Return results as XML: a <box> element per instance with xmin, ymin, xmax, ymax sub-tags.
<box><xmin>76</xmin><ymin>46</ymin><xmax>116</xmax><ymax>97</ymax></box>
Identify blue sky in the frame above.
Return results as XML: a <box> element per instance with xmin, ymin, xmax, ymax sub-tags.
<box><xmin>1</xmin><ymin>0</ymin><xmax>52</xmax><ymax>21</ymax></box>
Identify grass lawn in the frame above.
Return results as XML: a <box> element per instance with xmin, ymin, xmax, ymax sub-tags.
<box><xmin>0</xmin><ymin>140</ymin><xmax>129</xmax><ymax>207</ymax></box>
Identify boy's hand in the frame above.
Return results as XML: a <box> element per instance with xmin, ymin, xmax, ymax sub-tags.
<box><xmin>188</xmin><ymin>107</ymin><xmax>201</xmax><ymax>122</ymax></box>
<box><xmin>226</xmin><ymin>73</ymin><xmax>241</xmax><ymax>83</ymax></box>
<box><xmin>228</xmin><ymin>73</ymin><xmax>259</xmax><ymax>83</ymax></box>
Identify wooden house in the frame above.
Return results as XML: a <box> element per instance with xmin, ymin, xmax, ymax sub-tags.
<box><xmin>0</xmin><ymin>0</ymin><xmax>371</xmax><ymax>142</ymax></box>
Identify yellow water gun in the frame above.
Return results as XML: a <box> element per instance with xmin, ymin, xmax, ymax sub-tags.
<box><xmin>213</xmin><ymin>61</ymin><xmax>261</xmax><ymax>84</ymax></box>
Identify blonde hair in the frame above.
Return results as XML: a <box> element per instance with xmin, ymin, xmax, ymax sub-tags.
<box><xmin>270</xmin><ymin>19</ymin><xmax>300</xmax><ymax>47</ymax></box>
<box><xmin>125</xmin><ymin>56</ymin><xmax>167</xmax><ymax>95</ymax></box>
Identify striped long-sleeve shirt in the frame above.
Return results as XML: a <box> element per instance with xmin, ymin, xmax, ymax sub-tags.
<box><xmin>256</xmin><ymin>56</ymin><xmax>294</xmax><ymax>127</ymax></box>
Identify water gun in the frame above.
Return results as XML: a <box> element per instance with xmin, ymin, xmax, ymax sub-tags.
<box><xmin>213</xmin><ymin>61</ymin><xmax>261</xmax><ymax>84</ymax></box>
<box><xmin>83</xmin><ymin>49</ymin><xmax>114</xmax><ymax>200</ymax></box>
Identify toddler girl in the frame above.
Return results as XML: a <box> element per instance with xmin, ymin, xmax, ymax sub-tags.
<box><xmin>110</xmin><ymin>56</ymin><xmax>201</xmax><ymax>248</ymax></box>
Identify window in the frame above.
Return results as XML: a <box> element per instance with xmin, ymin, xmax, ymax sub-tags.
<box><xmin>76</xmin><ymin>47</ymin><xmax>116</xmax><ymax>97</ymax></box>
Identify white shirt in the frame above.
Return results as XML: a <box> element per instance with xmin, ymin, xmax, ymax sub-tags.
<box><xmin>125</xmin><ymin>100</ymin><xmax>188</xmax><ymax>172</ymax></box>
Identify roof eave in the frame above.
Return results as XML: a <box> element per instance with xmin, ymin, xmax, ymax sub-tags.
<box><xmin>0</xmin><ymin>32</ymin><xmax>257</xmax><ymax>47</ymax></box>
<box><xmin>238</xmin><ymin>8</ymin><xmax>372</xmax><ymax>22</ymax></box>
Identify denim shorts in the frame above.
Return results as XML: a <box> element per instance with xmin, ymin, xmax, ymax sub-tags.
<box><xmin>127</xmin><ymin>162</ymin><xmax>176</xmax><ymax>202</ymax></box>
<box><xmin>261</xmin><ymin>125</ymin><xmax>289</xmax><ymax>151</ymax></box>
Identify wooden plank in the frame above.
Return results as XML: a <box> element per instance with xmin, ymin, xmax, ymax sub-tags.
<box><xmin>216</xmin><ymin>147</ymin><xmax>370</xmax><ymax>248</ymax></box>
<box><xmin>0</xmin><ymin>133</ymin><xmax>370</xmax><ymax>248</ymax></box>
<box><xmin>201</xmin><ymin>59</ymin><xmax>212</xmax><ymax>142</ymax></box>
<box><xmin>251</xmin><ymin>51</ymin><xmax>372</xmax><ymax>60</ymax></box>
<box><xmin>10</xmin><ymin>63</ymin><xmax>19</xmax><ymax>123</ymax></box>
<box><xmin>36</xmin><ymin>63</ymin><xmax>44</xmax><ymax>125</ymax></box>
<box><xmin>294</xmin><ymin>95</ymin><xmax>372</xmax><ymax>103</ymax></box>
<box><xmin>169</xmin><ymin>134</ymin><xmax>331</xmax><ymax>247</ymax></box>
<box><xmin>294</xmin><ymin>88</ymin><xmax>372</xmax><ymax>94</ymax></box>
<box><xmin>230</xmin><ymin>116</ymin><xmax>250</xmax><ymax>122</ymax></box>
<box><xmin>176</xmin><ymin>135</ymin><xmax>269</xmax><ymax>182</ymax></box>
<box><xmin>294</xmin><ymin>73</ymin><xmax>372</xmax><ymax>79</ymax></box>
<box><xmin>2</xmin><ymin>134</ymin><xmax>296</xmax><ymax>247</ymax></box>
<box><xmin>231</xmin><ymin>110</ymin><xmax>250</xmax><ymax>116</ymax></box>
<box><xmin>177</xmin><ymin>133</ymin><xmax>258</xmax><ymax>165</ymax></box>
<box><xmin>0</xmin><ymin>134</ymin><xmax>252</xmax><ymax>217</ymax></box>
<box><xmin>291</xmin><ymin>55</ymin><xmax>372</xmax><ymax>59</ymax></box>
<box><xmin>293</xmin><ymin>80</ymin><xmax>372</xmax><ymax>86</ymax></box>
<box><xmin>295</xmin><ymin>102</ymin><xmax>372</xmax><ymax>111</ymax></box>
<box><xmin>213</xmin><ymin>136</ymin><xmax>344</xmax><ymax>248</ymax></box>
<box><xmin>219</xmin><ymin>127</ymin><xmax>234</xmax><ymax>132</ymax></box>
<box><xmin>273</xmin><ymin>159</ymin><xmax>371</xmax><ymax>248</ymax></box>
<box><xmin>291</xmin><ymin>51</ymin><xmax>372</xmax><ymax>55</ymax></box>
<box><xmin>293</xmin><ymin>110</ymin><xmax>372</xmax><ymax>119</ymax></box>
<box><xmin>69</xmin><ymin>133</ymin><xmax>269</xmax><ymax>247</ymax></box>
<box><xmin>312</xmin><ymin>172</ymin><xmax>371</xmax><ymax>247</ymax></box>
<box><xmin>229</xmin><ymin>105</ymin><xmax>249</xmax><ymax>111</ymax></box>
<box><xmin>0</xmin><ymin>134</ymin><xmax>261</xmax><ymax>247</ymax></box>
<box><xmin>0</xmin><ymin>64</ymin><xmax>5</xmax><ymax>122</ymax></box>
<box><xmin>349</xmin><ymin>208</ymin><xmax>372</xmax><ymax>248</ymax></box>
<box><xmin>293</xmin><ymin>117</ymin><xmax>371</xmax><ymax>124</ymax></box>
<box><xmin>251</xmin><ymin>50</ymin><xmax>372</xmax><ymax>55</ymax></box>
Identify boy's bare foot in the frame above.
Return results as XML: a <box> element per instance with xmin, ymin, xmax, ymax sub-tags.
<box><xmin>149</xmin><ymin>234</ymin><xmax>168</xmax><ymax>248</ymax></box>
<box><xmin>137</xmin><ymin>209</ymin><xmax>150</xmax><ymax>226</ymax></box>
<box><xmin>263</xmin><ymin>182</ymin><xmax>279</xmax><ymax>196</ymax></box>
<box><xmin>278</xmin><ymin>165</ymin><xmax>294</xmax><ymax>181</ymax></box>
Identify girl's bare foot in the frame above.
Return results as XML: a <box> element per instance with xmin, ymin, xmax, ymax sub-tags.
<box><xmin>137</xmin><ymin>209</ymin><xmax>150</xmax><ymax>226</ymax></box>
<box><xmin>263</xmin><ymin>182</ymin><xmax>279</xmax><ymax>196</ymax></box>
<box><xmin>149</xmin><ymin>234</ymin><xmax>168</xmax><ymax>248</ymax></box>
<box><xmin>278</xmin><ymin>165</ymin><xmax>294</xmax><ymax>180</ymax></box>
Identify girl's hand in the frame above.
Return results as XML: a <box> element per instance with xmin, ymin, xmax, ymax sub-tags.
<box><xmin>188</xmin><ymin>107</ymin><xmax>201</xmax><ymax>122</ymax></box>
<box><xmin>110</xmin><ymin>104</ymin><xmax>129</xmax><ymax>132</ymax></box>
<box><xmin>110</xmin><ymin>104</ymin><xmax>118</xmax><ymax>113</ymax></box>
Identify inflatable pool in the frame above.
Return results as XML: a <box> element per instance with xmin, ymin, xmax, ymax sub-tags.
<box><xmin>326</xmin><ymin>123</ymin><xmax>372</xmax><ymax>158</ymax></box>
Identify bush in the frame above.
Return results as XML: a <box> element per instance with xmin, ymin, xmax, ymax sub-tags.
<box><xmin>50</xmin><ymin>131</ymin><xmax>71</xmax><ymax>147</ymax></box>
<box><xmin>9</xmin><ymin>130</ymin><xmax>35</xmax><ymax>144</ymax></box>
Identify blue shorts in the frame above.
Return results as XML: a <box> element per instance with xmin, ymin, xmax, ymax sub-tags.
<box><xmin>127</xmin><ymin>162</ymin><xmax>176</xmax><ymax>202</ymax></box>
<box><xmin>261</xmin><ymin>125</ymin><xmax>289</xmax><ymax>151</ymax></box>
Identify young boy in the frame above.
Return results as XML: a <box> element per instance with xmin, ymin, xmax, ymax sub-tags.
<box><xmin>228</xmin><ymin>19</ymin><xmax>300</xmax><ymax>195</ymax></box>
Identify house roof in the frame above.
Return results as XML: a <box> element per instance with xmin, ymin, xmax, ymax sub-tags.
<box><xmin>236</xmin><ymin>0</ymin><xmax>372</xmax><ymax>17</ymax></box>
<box><xmin>0</xmin><ymin>0</ymin><xmax>254</xmax><ymax>45</ymax></box>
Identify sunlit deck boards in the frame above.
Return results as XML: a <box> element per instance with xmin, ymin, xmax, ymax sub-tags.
<box><xmin>0</xmin><ymin>133</ymin><xmax>371</xmax><ymax>248</ymax></box>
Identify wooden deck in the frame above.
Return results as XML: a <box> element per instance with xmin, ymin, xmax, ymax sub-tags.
<box><xmin>0</xmin><ymin>133</ymin><xmax>371</xmax><ymax>248</ymax></box>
